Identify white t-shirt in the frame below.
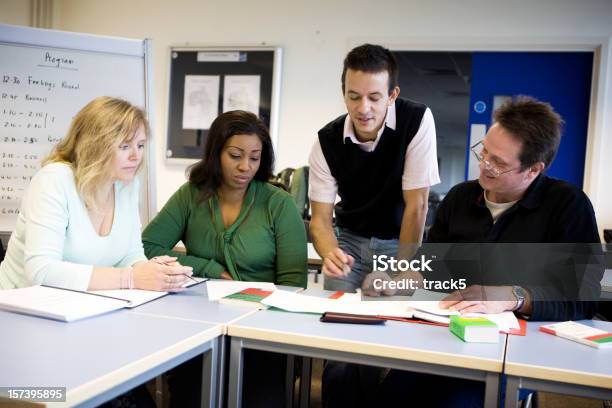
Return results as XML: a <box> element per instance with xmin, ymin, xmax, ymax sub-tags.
<box><xmin>308</xmin><ymin>104</ymin><xmax>440</xmax><ymax>203</ymax></box>
<box><xmin>484</xmin><ymin>191</ymin><xmax>518</xmax><ymax>223</ymax></box>
<box><xmin>0</xmin><ymin>162</ymin><xmax>147</xmax><ymax>290</ymax></box>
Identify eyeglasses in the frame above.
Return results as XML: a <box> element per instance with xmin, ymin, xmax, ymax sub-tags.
<box><xmin>470</xmin><ymin>141</ymin><xmax>520</xmax><ymax>178</ymax></box>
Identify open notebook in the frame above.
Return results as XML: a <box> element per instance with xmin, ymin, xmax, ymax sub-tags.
<box><xmin>261</xmin><ymin>289</ymin><xmax>520</xmax><ymax>333</ymax></box>
<box><xmin>0</xmin><ymin>285</ymin><xmax>128</xmax><ymax>322</ymax></box>
<box><xmin>91</xmin><ymin>277</ymin><xmax>207</xmax><ymax>308</ymax></box>
<box><xmin>0</xmin><ymin>278</ymin><xmax>207</xmax><ymax>322</ymax></box>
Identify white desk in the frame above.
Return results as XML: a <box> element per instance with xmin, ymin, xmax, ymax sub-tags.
<box><xmin>132</xmin><ymin>280</ymin><xmax>261</xmax><ymax>326</ymax></box>
<box><xmin>505</xmin><ymin>320</ymin><xmax>612</xmax><ymax>408</ymax></box>
<box><xmin>131</xmin><ymin>281</ymin><xmax>301</xmax><ymax>407</ymax></box>
<box><xmin>130</xmin><ymin>281</ymin><xmax>260</xmax><ymax>408</ymax></box>
<box><xmin>0</xmin><ymin>309</ymin><xmax>222</xmax><ymax>407</ymax></box>
<box><xmin>227</xmin><ymin>309</ymin><xmax>506</xmax><ymax>408</ymax></box>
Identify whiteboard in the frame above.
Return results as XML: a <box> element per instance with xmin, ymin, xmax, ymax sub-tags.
<box><xmin>0</xmin><ymin>24</ymin><xmax>154</xmax><ymax>233</ymax></box>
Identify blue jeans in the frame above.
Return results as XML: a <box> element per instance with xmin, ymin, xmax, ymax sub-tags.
<box><xmin>324</xmin><ymin>228</ymin><xmax>399</xmax><ymax>292</ymax></box>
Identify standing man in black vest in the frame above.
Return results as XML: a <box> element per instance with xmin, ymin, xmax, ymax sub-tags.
<box><xmin>308</xmin><ymin>43</ymin><xmax>440</xmax><ymax>292</ymax></box>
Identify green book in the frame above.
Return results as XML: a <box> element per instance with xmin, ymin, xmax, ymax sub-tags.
<box><xmin>450</xmin><ymin>316</ymin><xmax>499</xmax><ymax>343</ymax></box>
<box><xmin>218</xmin><ymin>288</ymin><xmax>273</xmax><ymax>309</ymax></box>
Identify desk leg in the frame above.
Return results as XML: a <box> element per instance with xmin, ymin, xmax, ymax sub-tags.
<box><xmin>201</xmin><ymin>339</ymin><xmax>218</xmax><ymax>408</ymax></box>
<box><xmin>504</xmin><ymin>376</ymin><xmax>520</xmax><ymax>408</ymax></box>
<box><xmin>228</xmin><ymin>337</ymin><xmax>245</xmax><ymax>408</ymax></box>
<box><xmin>299</xmin><ymin>357</ymin><xmax>312</xmax><ymax>408</ymax></box>
<box><xmin>483</xmin><ymin>372</ymin><xmax>500</xmax><ymax>408</ymax></box>
<box><xmin>215</xmin><ymin>336</ymin><xmax>227</xmax><ymax>408</ymax></box>
<box><xmin>286</xmin><ymin>355</ymin><xmax>295</xmax><ymax>407</ymax></box>
<box><xmin>155</xmin><ymin>375</ymin><xmax>163</xmax><ymax>407</ymax></box>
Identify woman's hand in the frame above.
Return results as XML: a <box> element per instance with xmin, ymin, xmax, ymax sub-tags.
<box><xmin>151</xmin><ymin>255</ymin><xmax>181</xmax><ymax>267</ymax></box>
<box><xmin>220</xmin><ymin>271</ymin><xmax>233</xmax><ymax>280</ymax></box>
<box><xmin>133</xmin><ymin>260</ymin><xmax>194</xmax><ymax>292</ymax></box>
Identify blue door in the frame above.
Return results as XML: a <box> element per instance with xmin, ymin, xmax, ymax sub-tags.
<box><xmin>466</xmin><ymin>52</ymin><xmax>593</xmax><ymax>187</ymax></box>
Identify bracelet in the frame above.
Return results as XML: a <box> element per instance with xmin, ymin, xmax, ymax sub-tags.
<box><xmin>127</xmin><ymin>266</ymin><xmax>134</xmax><ymax>290</ymax></box>
<box><xmin>119</xmin><ymin>267</ymin><xmax>133</xmax><ymax>289</ymax></box>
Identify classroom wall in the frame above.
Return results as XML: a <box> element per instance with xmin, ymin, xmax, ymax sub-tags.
<box><xmin>0</xmin><ymin>0</ymin><xmax>30</xmax><ymax>26</ymax></box>
<box><xmin>2</xmin><ymin>0</ymin><xmax>612</xmax><ymax>235</ymax></box>
<box><xmin>435</xmin><ymin>145</ymin><xmax>465</xmax><ymax>197</ymax></box>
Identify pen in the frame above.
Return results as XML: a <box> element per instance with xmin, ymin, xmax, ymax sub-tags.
<box><xmin>41</xmin><ymin>284</ymin><xmax>132</xmax><ymax>305</ymax></box>
<box><xmin>184</xmin><ymin>276</ymin><xmax>209</xmax><ymax>286</ymax></box>
<box><xmin>151</xmin><ymin>257</ymin><xmax>201</xmax><ymax>285</ymax></box>
<box><xmin>183</xmin><ymin>274</ymin><xmax>199</xmax><ymax>283</ymax></box>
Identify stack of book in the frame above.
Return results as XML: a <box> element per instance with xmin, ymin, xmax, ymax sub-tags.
<box><xmin>449</xmin><ymin>316</ymin><xmax>499</xmax><ymax>343</ymax></box>
<box><xmin>540</xmin><ymin>321</ymin><xmax>612</xmax><ymax>349</ymax></box>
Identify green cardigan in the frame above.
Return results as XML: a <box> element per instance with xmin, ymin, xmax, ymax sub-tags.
<box><xmin>142</xmin><ymin>180</ymin><xmax>307</xmax><ymax>287</ymax></box>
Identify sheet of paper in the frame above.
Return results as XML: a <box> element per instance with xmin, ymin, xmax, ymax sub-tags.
<box><xmin>206</xmin><ymin>280</ymin><xmax>276</xmax><ymax>301</ymax></box>
<box><xmin>92</xmin><ymin>277</ymin><xmax>207</xmax><ymax>308</ymax></box>
<box><xmin>182</xmin><ymin>75</ymin><xmax>220</xmax><ymax>129</ymax></box>
<box><xmin>412</xmin><ymin>310</ymin><xmax>450</xmax><ymax>324</ymax></box>
<box><xmin>262</xmin><ymin>291</ymin><xmax>414</xmax><ymax>318</ymax></box>
<box><xmin>261</xmin><ymin>290</ymin><xmax>333</xmax><ymax>313</ymax></box>
<box><xmin>344</xmin><ymin>301</ymin><xmax>414</xmax><ymax>318</ymax></box>
<box><xmin>223</xmin><ymin>75</ymin><xmax>260</xmax><ymax>116</ymax></box>
<box><xmin>0</xmin><ymin>285</ymin><xmax>126</xmax><ymax>322</ymax></box>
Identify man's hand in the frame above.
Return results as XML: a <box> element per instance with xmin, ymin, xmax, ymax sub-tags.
<box><xmin>322</xmin><ymin>247</ymin><xmax>354</xmax><ymax>278</ymax></box>
<box><xmin>361</xmin><ymin>270</ymin><xmax>397</xmax><ymax>297</ymax></box>
<box><xmin>439</xmin><ymin>285</ymin><xmax>517</xmax><ymax>314</ymax></box>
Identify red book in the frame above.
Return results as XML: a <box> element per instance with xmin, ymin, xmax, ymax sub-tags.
<box><xmin>218</xmin><ymin>288</ymin><xmax>274</xmax><ymax>309</ymax></box>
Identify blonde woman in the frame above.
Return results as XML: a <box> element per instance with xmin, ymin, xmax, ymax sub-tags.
<box><xmin>0</xmin><ymin>96</ymin><xmax>192</xmax><ymax>291</ymax></box>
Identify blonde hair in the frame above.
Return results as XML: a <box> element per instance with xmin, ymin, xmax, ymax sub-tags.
<box><xmin>44</xmin><ymin>96</ymin><xmax>149</xmax><ymax>210</ymax></box>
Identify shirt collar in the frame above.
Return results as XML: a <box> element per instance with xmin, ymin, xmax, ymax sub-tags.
<box><xmin>342</xmin><ymin>103</ymin><xmax>396</xmax><ymax>146</ymax></box>
<box><xmin>517</xmin><ymin>174</ymin><xmax>546</xmax><ymax>209</ymax></box>
<box><xmin>473</xmin><ymin>174</ymin><xmax>546</xmax><ymax>210</ymax></box>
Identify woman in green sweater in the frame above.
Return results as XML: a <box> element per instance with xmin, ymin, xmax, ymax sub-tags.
<box><xmin>142</xmin><ymin>110</ymin><xmax>307</xmax><ymax>287</ymax></box>
<box><xmin>143</xmin><ymin>110</ymin><xmax>307</xmax><ymax>407</ymax></box>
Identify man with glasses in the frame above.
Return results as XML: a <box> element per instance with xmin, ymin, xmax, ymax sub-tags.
<box><xmin>427</xmin><ymin>96</ymin><xmax>601</xmax><ymax>320</ymax></box>
<box><xmin>371</xmin><ymin>96</ymin><xmax>602</xmax><ymax>408</ymax></box>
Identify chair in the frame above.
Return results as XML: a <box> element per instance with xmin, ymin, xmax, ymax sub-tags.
<box><xmin>426</xmin><ymin>190</ymin><xmax>441</xmax><ymax>227</ymax></box>
<box><xmin>270</xmin><ymin>166</ymin><xmax>310</xmax><ymax>220</ymax></box>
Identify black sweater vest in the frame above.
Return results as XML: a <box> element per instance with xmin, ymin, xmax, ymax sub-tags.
<box><xmin>318</xmin><ymin>98</ymin><xmax>427</xmax><ymax>239</ymax></box>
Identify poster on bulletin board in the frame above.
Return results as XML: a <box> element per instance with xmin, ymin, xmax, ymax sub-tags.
<box><xmin>165</xmin><ymin>47</ymin><xmax>282</xmax><ymax>163</ymax></box>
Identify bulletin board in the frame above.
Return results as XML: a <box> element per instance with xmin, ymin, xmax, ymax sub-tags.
<box><xmin>165</xmin><ymin>47</ymin><xmax>282</xmax><ymax>163</ymax></box>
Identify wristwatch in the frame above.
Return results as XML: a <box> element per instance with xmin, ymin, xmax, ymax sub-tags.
<box><xmin>511</xmin><ymin>285</ymin><xmax>526</xmax><ymax>312</ymax></box>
